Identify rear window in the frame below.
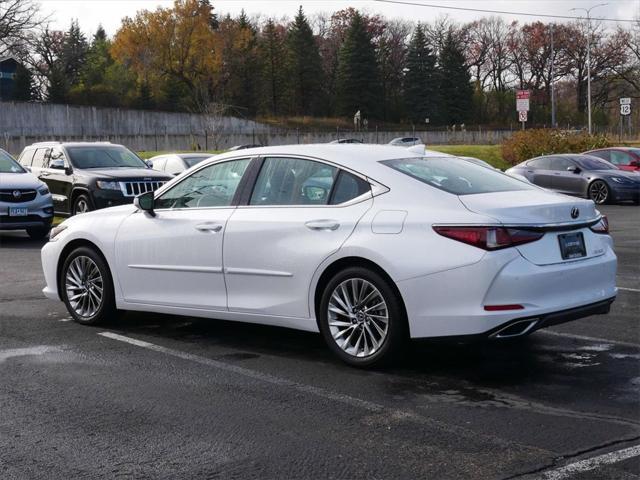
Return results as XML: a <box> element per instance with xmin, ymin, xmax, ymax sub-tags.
<box><xmin>382</xmin><ymin>157</ymin><xmax>535</xmax><ymax>195</ymax></box>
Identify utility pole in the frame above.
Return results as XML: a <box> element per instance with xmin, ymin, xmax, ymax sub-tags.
<box><xmin>571</xmin><ymin>4</ymin><xmax>607</xmax><ymax>135</ymax></box>
<box><xmin>550</xmin><ymin>24</ymin><xmax>557</xmax><ymax>128</ymax></box>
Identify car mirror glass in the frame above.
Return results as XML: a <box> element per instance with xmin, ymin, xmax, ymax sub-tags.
<box><xmin>134</xmin><ymin>191</ymin><xmax>156</xmax><ymax>217</ymax></box>
<box><xmin>50</xmin><ymin>159</ymin><xmax>65</xmax><ymax>170</ymax></box>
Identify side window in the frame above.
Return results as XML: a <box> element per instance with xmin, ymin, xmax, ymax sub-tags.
<box><xmin>31</xmin><ymin>148</ymin><xmax>49</xmax><ymax>168</ymax></box>
<box><xmin>330</xmin><ymin>171</ymin><xmax>371</xmax><ymax>205</ymax></box>
<box><xmin>152</xmin><ymin>157</ymin><xmax>167</xmax><ymax>172</ymax></box>
<box><xmin>589</xmin><ymin>150</ymin><xmax>610</xmax><ymax>161</ymax></box>
<box><xmin>18</xmin><ymin>149</ymin><xmax>35</xmax><ymax>166</ymax></box>
<box><xmin>526</xmin><ymin>157</ymin><xmax>550</xmax><ymax>169</ymax></box>
<box><xmin>154</xmin><ymin>159</ymin><xmax>250</xmax><ymax>209</ymax></box>
<box><xmin>610</xmin><ymin>151</ymin><xmax>631</xmax><ymax>166</ymax></box>
<box><xmin>165</xmin><ymin>157</ymin><xmax>184</xmax><ymax>175</ymax></box>
<box><xmin>551</xmin><ymin>157</ymin><xmax>574</xmax><ymax>171</ymax></box>
<box><xmin>250</xmin><ymin>157</ymin><xmax>338</xmax><ymax>206</ymax></box>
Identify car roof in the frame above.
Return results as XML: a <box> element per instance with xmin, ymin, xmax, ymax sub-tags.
<box><xmin>26</xmin><ymin>141</ymin><xmax>120</xmax><ymax>149</ymax></box>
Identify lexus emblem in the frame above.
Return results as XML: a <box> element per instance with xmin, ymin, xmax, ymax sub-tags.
<box><xmin>571</xmin><ymin>207</ymin><xmax>580</xmax><ymax>219</ymax></box>
<box><xmin>12</xmin><ymin>190</ymin><xmax>21</xmax><ymax>199</ymax></box>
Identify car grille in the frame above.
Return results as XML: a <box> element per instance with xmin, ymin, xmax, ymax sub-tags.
<box><xmin>119</xmin><ymin>181</ymin><xmax>166</xmax><ymax>197</ymax></box>
<box><xmin>0</xmin><ymin>189</ymin><xmax>37</xmax><ymax>203</ymax></box>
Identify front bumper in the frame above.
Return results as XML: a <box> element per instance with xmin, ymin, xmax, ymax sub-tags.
<box><xmin>398</xmin><ymin>246</ymin><xmax>617</xmax><ymax>339</ymax></box>
<box><xmin>610</xmin><ymin>183</ymin><xmax>640</xmax><ymax>202</ymax></box>
<box><xmin>1</xmin><ymin>194</ymin><xmax>54</xmax><ymax>230</ymax></box>
<box><xmin>91</xmin><ymin>190</ymin><xmax>134</xmax><ymax>210</ymax></box>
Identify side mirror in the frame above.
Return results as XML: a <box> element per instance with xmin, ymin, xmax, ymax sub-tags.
<box><xmin>629</xmin><ymin>160</ymin><xmax>640</xmax><ymax>167</ymax></box>
<box><xmin>24</xmin><ymin>166</ymin><xmax>32</xmax><ymax>172</ymax></box>
<box><xmin>134</xmin><ymin>191</ymin><xmax>156</xmax><ymax>217</ymax></box>
<box><xmin>50</xmin><ymin>159</ymin><xmax>65</xmax><ymax>170</ymax></box>
<box><xmin>567</xmin><ymin>166</ymin><xmax>581</xmax><ymax>174</ymax></box>
<box><xmin>145</xmin><ymin>160</ymin><xmax>153</xmax><ymax>168</ymax></box>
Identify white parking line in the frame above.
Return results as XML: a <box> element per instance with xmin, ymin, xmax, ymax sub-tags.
<box><xmin>618</xmin><ymin>287</ymin><xmax>640</xmax><ymax>293</ymax></box>
<box><xmin>540</xmin><ymin>331</ymin><xmax>640</xmax><ymax>349</ymax></box>
<box><xmin>541</xmin><ymin>444</ymin><xmax>640</xmax><ymax>479</ymax></box>
<box><xmin>98</xmin><ymin>331</ymin><xmax>384</xmax><ymax>412</ymax></box>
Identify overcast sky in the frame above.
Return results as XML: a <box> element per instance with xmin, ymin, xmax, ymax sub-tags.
<box><xmin>37</xmin><ymin>0</ymin><xmax>639</xmax><ymax>35</ymax></box>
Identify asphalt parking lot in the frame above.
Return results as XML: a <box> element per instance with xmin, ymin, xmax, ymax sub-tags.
<box><xmin>0</xmin><ymin>205</ymin><xmax>638</xmax><ymax>480</ymax></box>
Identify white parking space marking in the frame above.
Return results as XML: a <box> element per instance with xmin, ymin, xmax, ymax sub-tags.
<box><xmin>98</xmin><ymin>332</ymin><xmax>384</xmax><ymax>412</ymax></box>
<box><xmin>618</xmin><ymin>287</ymin><xmax>640</xmax><ymax>293</ymax></box>
<box><xmin>541</xmin><ymin>331</ymin><xmax>640</xmax><ymax>349</ymax></box>
<box><xmin>541</xmin><ymin>444</ymin><xmax>640</xmax><ymax>480</ymax></box>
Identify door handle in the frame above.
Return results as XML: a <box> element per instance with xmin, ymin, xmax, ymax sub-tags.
<box><xmin>305</xmin><ymin>220</ymin><xmax>340</xmax><ymax>231</ymax></box>
<box><xmin>195</xmin><ymin>223</ymin><xmax>223</xmax><ymax>233</ymax></box>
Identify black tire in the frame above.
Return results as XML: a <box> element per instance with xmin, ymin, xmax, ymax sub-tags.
<box><xmin>318</xmin><ymin>266</ymin><xmax>407</xmax><ymax>368</ymax></box>
<box><xmin>61</xmin><ymin>246</ymin><xmax>117</xmax><ymax>325</ymax></box>
<box><xmin>72</xmin><ymin>193</ymin><xmax>93</xmax><ymax>216</ymax></box>
<box><xmin>26</xmin><ymin>226</ymin><xmax>50</xmax><ymax>240</ymax></box>
<box><xmin>588</xmin><ymin>180</ymin><xmax>610</xmax><ymax>205</ymax></box>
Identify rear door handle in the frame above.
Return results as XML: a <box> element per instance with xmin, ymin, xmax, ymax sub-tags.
<box><xmin>305</xmin><ymin>220</ymin><xmax>340</xmax><ymax>231</ymax></box>
<box><xmin>195</xmin><ymin>222</ymin><xmax>223</xmax><ymax>233</ymax></box>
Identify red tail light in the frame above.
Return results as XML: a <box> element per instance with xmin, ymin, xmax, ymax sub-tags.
<box><xmin>433</xmin><ymin>226</ymin><xmax>544</xmax><ymax>251</ymax></box>
<box><xmin>589</xmin><ymin>216</ymin><xmax>609</xmax><ymax>234</ymax></box>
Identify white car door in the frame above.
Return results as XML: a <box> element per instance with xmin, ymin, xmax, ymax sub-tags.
<box><xmin>114</xmin><ymin>158</ymin><xmax>251</xmax><ymax>310</ymax></box>
<box><xmin>224</xmin><ymin>156</ymin><xmax>373</xmax><ymax>319</ymax></box>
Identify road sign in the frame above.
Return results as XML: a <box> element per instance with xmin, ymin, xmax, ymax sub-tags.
<box><xmin>620</xmin><ymin>98</ymin><xmax>631</xmax><ymax>105</ymax></box>
<box><xmin>518</xmin><ymin>110</ymin><xmax>528</xmax><ymax>122</ymax></box>
<box><xmin>516</xmin><ymin>90</ymin><xmax>530</xmax><ymax>112</ymax></box>
<box><xmin>620</xmin><ymin>104</ymin><xmax>631</xmax><ymax>116</ymax></box>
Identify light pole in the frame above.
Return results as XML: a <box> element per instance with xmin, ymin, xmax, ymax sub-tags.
<box><xmin>571</xmin><ymin>3</ymin><xmax>607</xmax><ymax>135</ymax></box>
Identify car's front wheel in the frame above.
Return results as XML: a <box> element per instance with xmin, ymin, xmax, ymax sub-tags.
<box><xmin>72</xmin><ymin>194</ymin><xmax>93</xmax><ymax>215</ymax></box>
<box><xmin>61</xmin><ymin>246</ymin><xmax>117</xmax><ymax>325</ymax></box>
<box><xmin>588</xmin><ymin>180</ymin><xmax>610</xmax><ymax>204</ymax></box>
<box><xmin>318</xmin><ymin>267</ymin><xmax>407</xmax><ymax>367</ymax></box>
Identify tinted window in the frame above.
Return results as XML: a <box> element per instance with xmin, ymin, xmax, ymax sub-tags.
<box><xmin>0</xmin><ymin>150</ymin><xmax>25</xmax><ymax>173</ymax></box>
<box><xmin>250</xmin><ymin>157</ymin><xmax>338</xmax><ymax>206</ymax></box>
<box><xmin>575</xmin><ymin>156</ymin><xmax>617</xmax><ymax>170</ymax></box>
<box><xmin>155</xmin><ymin>159</ymin><xmax>249</xmax><ymax>209</ymax></box>
<box><xmin>382</xmin><ymin>157</ymin><xmax>535</xmax><ymax>195</ymax></box>
<box><xmin>18</xmin><ymin>149</ymin><xmax>35</xmax><ymax>166</ymax></box>
<box><xmin>31</xmin><ymin>148</ymin><xmax>49</xmax><ymax>168</ymax></box>
<box><xmin>184</xmin><ymin>156</ymin><xmax>210</xmax><ymax>168</ymax></box>
<box><xmin>550</xmin><ymin>157</ymin><xmax>575</xmax><ymax>171</ymax></box>
<box><xmin>629</xmin><ymin>148</ymin><xmax>640</xmax><ymax>157</ymax></box>
<box><xmin>609</xmin><ymin>151</ymin><xmax>632</xmax><ymax>166</ymax></box>
<box><xmin>66</xmin><ymin>145</ymin><xmax>147</xmax><ymax>169</ymax></box>
<box><xmin>330</xmin><ymin>171</ymin><xmax>371</xmax><ymax>204</ymax></box>
<box><xmin>526</xmin><ymin>157</ymin><xmax>551</xmax><ymax>169</ymax></box>
<box><xmin>588</xmin><ymin>150</ymin><xmax>610</xmax><ymax>161</ymax></box>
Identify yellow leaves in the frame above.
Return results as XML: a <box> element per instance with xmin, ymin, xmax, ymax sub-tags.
<box><xmin>111</xmin><ymin>0</ymin><xmax>221</xmax><ymax>93</ymax></box>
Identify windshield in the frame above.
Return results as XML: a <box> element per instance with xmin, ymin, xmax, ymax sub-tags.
<box><xmin>382</xmin><ymin>157</ymin><xmax>535</xmax><ymax>195</ymax></box>
<box><xmin>66</xmin><ymin>145</ymin><xmax>148</xmax><ymax>169</ymax></box>
<box><xmin>575</xmin><ymin>156</ymin><xmax>617</xmax><ymax>171</ymax></box>
<box><xmin>629</xmin><ymin>148</ymin><xmax>640</xmax><ymax>157</ymax></box>
<box><xmin>183</xmin><ymin>156</ymin><xmax>211</xmax><ymax>168</ymax></box>
<box><xmin>0</xmin><ymin>149</ymin><xmax>25</xmax><ymax>173</ymax></box>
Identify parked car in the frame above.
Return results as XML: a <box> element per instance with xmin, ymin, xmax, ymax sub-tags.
<box><xmin>389</xmin><ymin>137</ymin><xmax>423</xmax><ymax>146</ymax></box>
<box><xmin>227</xmin><ymin>144</ymin><xmax>263</xmax><ymax>151</ymax></box>
<box><xmin>457</xmin><ymin>156</ymin><xmax>498</xmax><ymax>170</ymax></box>
<box><xmin>506</xmin><ymin>154</ymin><xmax>640</xmax><ymax>204</ymax></box>
<box><xmin>329</xmin><ymin>138</ymin><xmax>363</xmax><ymax>144</ymax></box>
<box><xmin>583</xmin><ymin>147</ymin><xmax>640</xmax><ymax>172</ymax></box>
<box><xmin>43</xmin><ymin>145</ymin><xmax>616</xmax><ymax>367</ymax></box>
<box><xmin>149</xmin><ymin>153</ymin><xmax>212</xmax><ymax>176</ymax></box>
<box><xmin>0</xmin><ymin>148</ymin><xmax>53</xmax><ymax>239</ymax></box>
<box><xmin>17</xmin><ymin>142</ymin><xmax>173</xmax><ymax>216</ymax></box>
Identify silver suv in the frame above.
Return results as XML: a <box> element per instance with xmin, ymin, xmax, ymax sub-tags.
<box><xmin>0</xmin><ymin>148</ymin><xmax>53</xmax><ymax>239</ymax></box>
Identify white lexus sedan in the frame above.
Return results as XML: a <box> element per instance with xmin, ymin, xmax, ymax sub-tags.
<box><xmin>41</xmin><ymin>145</ymin><xmax>617</xmax><ymax>367</ymax></box>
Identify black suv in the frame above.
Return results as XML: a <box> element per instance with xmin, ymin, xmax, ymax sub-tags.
<box><xmin>17</xmin><ymin>142</ymin><xmax>173</xmax><ymax>216</ymax></box>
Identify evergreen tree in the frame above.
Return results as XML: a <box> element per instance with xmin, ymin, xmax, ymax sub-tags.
<box><xmin>62</xmin><ymin>20</ymin><xmax>89</xmax><ymax>86</ymax></box>
<box><xmin>439</xmin><ymin>32</ymin><xmax>473</xmax><ymax>125</ymax></box>
<box><xmin>403</xmin><ymin>24</ymin><xmax>440</xmax><ymax>124</ymax></box>
<box><xmin>259</xmin><ymin>19</ymin><xmax>288</xmax><ymax>115</ymax></box>
<box><xmin>286</xmin><ymin>7</ymin><xmax>323</xmax><ymax>115</ymax></box>
<box><xmin>335</xmin><ymin>11</ymin><xmax>381</xmax><ymax>119</ymax></box>
<box><xmin>12</xmin><ymin>65</ymin><xmax>36</xmax><ymax>101</ymax></box>
<box><xmin>132</xmin><ymin>81</ymin><xmax>154</xmax><ymax>110</ymax></box>
<box><xmin>231</xmin><ymin>11</ymin><xmax>259</xmax><ymax>116</ymax></box>
<box><xmin>47</xmin><ymin>66</ymin><xmax>69</xmax><ymax>103</ymax></box>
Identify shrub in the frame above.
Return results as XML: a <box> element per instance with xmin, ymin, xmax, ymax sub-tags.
<box><xmin>501</xmin><ymin>129</ymin><xmax>610</xmax><ymax>165</ymax></box>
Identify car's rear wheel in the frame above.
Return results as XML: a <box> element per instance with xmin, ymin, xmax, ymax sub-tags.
<box><xmin>318</xmin><ymin>267</ymin><xmax>406</xmax><ymax>367</ymax></box>
<box><xmin>588</xmin><ymin>180</ymin><xmax>609</xmax><ymax>204</ymax></box>
<box><xmin>72</xmin><ymin>194</ymin><xmax>93</xmax><ymax>215</ymax></box>
<box><xmin>26</xmin><ymin>226</ymin><xmax>50</xmax><ymax>240</ymax></box>
<box><xmin>61</xmin><ymin>246</ymin><xmax>117</xmax><ymax>325</ymax></box>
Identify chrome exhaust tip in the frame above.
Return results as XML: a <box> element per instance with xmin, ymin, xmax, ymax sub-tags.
<box><xmin>491</xmin><ymin>319</ymin><xmax>539</xmax><ymax>339</ymax></box>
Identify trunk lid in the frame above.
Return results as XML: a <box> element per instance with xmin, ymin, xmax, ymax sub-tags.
<box><xmin>458</xmin><ymin>190</ymin><xmax>605</xmax><ymax>266</ymax></box>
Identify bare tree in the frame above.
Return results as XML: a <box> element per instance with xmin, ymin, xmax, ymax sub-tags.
<box><xmin>0</xmin><ymin>0</ymin><xmax>43</xmax><ymax>57</ymax></box>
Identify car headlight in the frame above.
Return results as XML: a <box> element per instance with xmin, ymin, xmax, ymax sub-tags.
<box><xmin>96</xmin><ymin>180</ymin><xmax>121</xmax><ymax>190</ymax></box>
<box><xmin>39</xmin><ymin>187</ymin><xmax>50</xmax><ymax>195</ymax></box>
<box><xmin>49</xmin><ymin>224</ymin><xmax>68</xmax><ymax>242</ymax></box>
<box><xmin>610</xmin><ymin>176</ymin><xmax>632</xmax><ymax>184</ymax></box>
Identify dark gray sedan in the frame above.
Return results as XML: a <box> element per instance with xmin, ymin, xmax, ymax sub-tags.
<box><xmin>506</xmin><ymin>154</ymin><xmax>640</xmax><ymax>205</ymax></box>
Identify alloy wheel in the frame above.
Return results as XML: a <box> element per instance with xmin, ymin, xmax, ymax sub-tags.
<box><xmin>65</xmin><ymin>255</ymin><xmax>104</xmax><ymax>318</ymax></box>
<box><xmin>327</xmin><ymin>278</ymin><xmax>389</xmax><ymax>358</ymax></box>
<box><xmin>75</xmin><ymin>198</ymin><xmax>90</xmax><ymax>214</ymax></box>
<box><xmin>589</xmin><ymin>181</ymin><xmax>608</xmax><ymax>204</ymax></box>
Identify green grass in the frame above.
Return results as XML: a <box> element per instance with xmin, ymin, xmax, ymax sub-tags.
<box><xmin>427</xmin><ymin>145</ymin><xmax>507</xmax><ymax>170</ymax></box>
